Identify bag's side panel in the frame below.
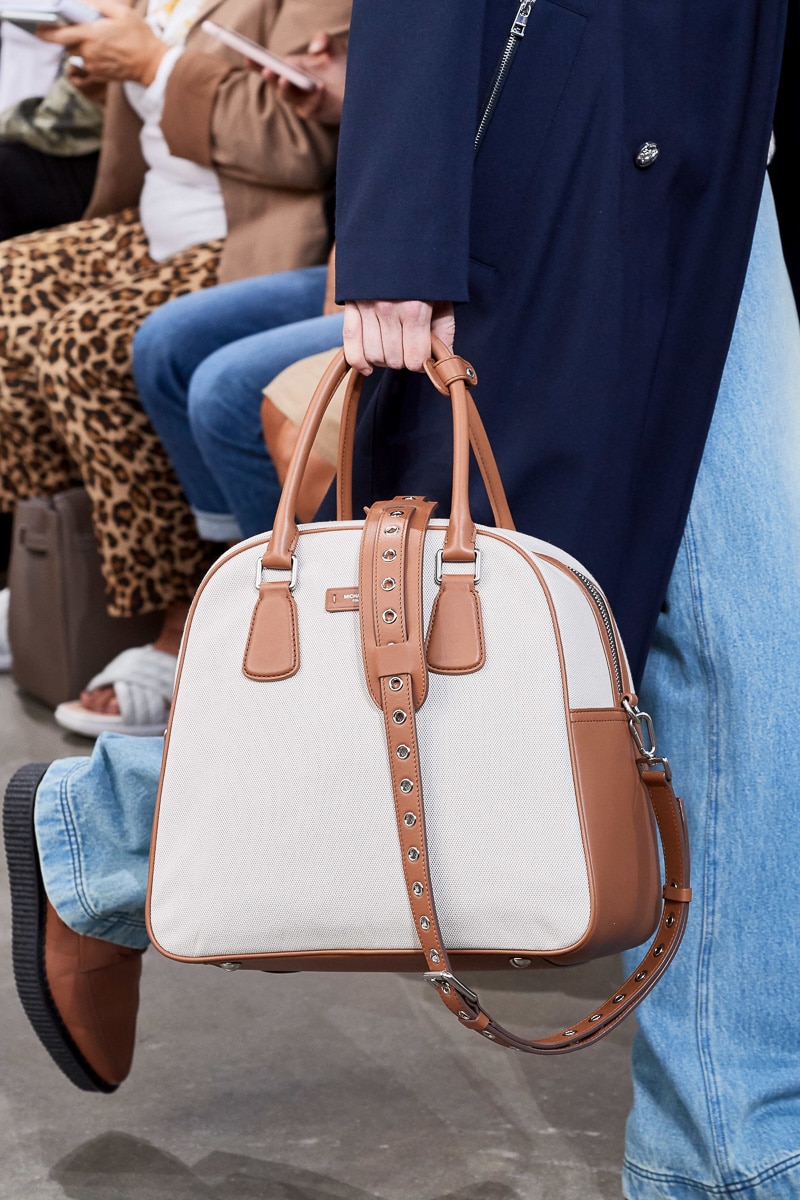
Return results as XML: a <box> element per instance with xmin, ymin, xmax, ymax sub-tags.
<box><xmin>529</xmin><ymin>559</ymin><xmax>618</xmax><ymax>707</ymax></box>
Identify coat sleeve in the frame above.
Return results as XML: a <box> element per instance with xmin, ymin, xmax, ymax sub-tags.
<box><xmin>160</xmin><ymin>0</ymin><xmax>351</xmax><ymax>192</ymax></box>
<box><xmin>334</xmin><ymin>0</ymin><xmax>487</xmax><ymax>303</ymax></box>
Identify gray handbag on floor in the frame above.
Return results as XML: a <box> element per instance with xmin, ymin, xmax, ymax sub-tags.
<box><xmin>8</xmin><ymin>489</ymin><xmax>161</xmax><ymax>708</ymax></box>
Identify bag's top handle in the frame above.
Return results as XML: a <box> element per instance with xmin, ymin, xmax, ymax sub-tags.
<box><xmin>261</xmin><ymin>340</ymin><xmax>514</xmax><ymax>572</ymax></box>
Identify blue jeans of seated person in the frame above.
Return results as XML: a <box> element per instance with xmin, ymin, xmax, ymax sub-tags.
<box><xmin>132</xmin><ymin>265</ymin><xmax>344</xmax><ymax>542</ymax></box>
<box><xmin>33</xmin><ymin>179</ymin><xmax>800</xmax><ymax>1194</ymax></box>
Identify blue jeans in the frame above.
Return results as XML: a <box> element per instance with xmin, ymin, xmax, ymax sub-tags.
<box><xmin>132</xmin><ymin>266</ymin><xmax>344</xmax><ymax>541</ymax></box>
<box><xmin>34</xmin><ymin>181</ymin><xmax>800</xmax><ymax>1191</ymax></box>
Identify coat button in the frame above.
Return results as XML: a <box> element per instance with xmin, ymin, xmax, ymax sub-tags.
<box><xmin>634</xmin><ymin>142</ymin><xmax>660</xmax><ymax>169</ymax></box>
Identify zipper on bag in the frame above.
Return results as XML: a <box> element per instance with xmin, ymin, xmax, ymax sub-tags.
<box><xmin>475</xmin><ymin>1</ymin><xmax>536</xmax><ymax>151</ymax></box>
<box><xmin>568</xmin><ymin>567</ymin><xmax>624</xmax><ymax>696</ymax></box>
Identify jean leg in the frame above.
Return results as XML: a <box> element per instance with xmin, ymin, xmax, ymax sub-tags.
<box><xmin>133</xmin><ymin>266</ymin><xmax>329</xmax><ymax>535</ymax></box>
<box><xmin>188</xmin><ymin>311</ymin><xmax>344</xmax><ymax>538</ymax></box>
<box><xmin>34</xmin><ymin>734</ymin><xmax>165</xmax><ymax>950</ymax></box>
<box><xmin>622</xmin><ymin>180</ymin><xmax>800</xmax><ymax>1197</ymax></box>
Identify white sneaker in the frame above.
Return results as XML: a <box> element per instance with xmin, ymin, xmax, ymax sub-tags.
<box><xmin>0</xmin><ymin>588</ymin><xmax>11</xmax><ymax>672</ymax></box>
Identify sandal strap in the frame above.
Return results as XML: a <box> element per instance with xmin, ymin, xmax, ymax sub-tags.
<box><xmin>85</xmin><ymin>645</ymin><xmax>177</xmax><ymax>725</ymax></box>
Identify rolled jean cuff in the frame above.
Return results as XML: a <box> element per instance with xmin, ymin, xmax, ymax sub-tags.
<box><xmin>33</xmin><ymin>735</ymin><xmax>163</xmax><ymax>950</ymax></box>
<box><xmin>193</xmin><ymin>508</ymin><xmax>243</xmax><ymax>543</ymax></box>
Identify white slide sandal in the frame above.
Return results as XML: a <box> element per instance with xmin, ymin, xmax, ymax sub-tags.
<box><xmin>54</xmin><ymin>644</ymin><xmax>177</xmax><ymax>738</ymax></box>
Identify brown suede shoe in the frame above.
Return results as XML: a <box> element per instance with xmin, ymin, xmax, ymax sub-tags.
<box><xmin>4</xmin><ymin>762</ymin><xmax>144</xmax><ymax>1092</ymax></box>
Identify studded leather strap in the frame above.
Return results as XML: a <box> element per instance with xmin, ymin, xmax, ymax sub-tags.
<box><xmin>359</xmin><ymin>499</ymin><xmax>692</xmax><ymax>1052</ymax></box>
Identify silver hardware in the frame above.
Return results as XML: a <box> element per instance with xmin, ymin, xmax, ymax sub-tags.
<box><xmin>563</xmin><ymin>1029</ymin><xmax>577</xmax><ymax>1037</ymax></box>
<box><xmin>458</xmin><ymin>1011</ymin><xmax>470</xmax><ymax>1021</ymax></box>
<box><xmin>382</xmin><ymin>548</ymin><xmax>397</xmax><ymax>561</ymax></box>
<box><xmin>429</xmin><ymin>950</ymin><xmax>441</xmax><ymax>964</ymax></box>
<box><xmin>381</xmin><ymin>577</ymin><xmax>397</xmax><ymax>591</ymax></box>
<box><xmin>403</xmin><ymin>495</ymin><xmax>415</xmax><ymax>500</ymax></box>
<box><xmin>474</xmin><ymin>1</ymin><xmax>535</xmax><ymax>151</ymax></box>
<box><xmin>384</xmin><ymin>525</ymin><xmax>400</xmax><ymax>535</ymax></box>
<box><xmin>482</xmin><ymin>1031</ymin><xmax>497</xmax><ymax>1040</ymax></box>
<box><xmin>613</xmin><ymin>993</ymin><xmax>626</xmax><ymax>1003</ymax></box>
<box><xmin>407</xmin><ymin>847</ymin><xmax>420</xmax><ymax>862</ymax></box>
<box><xmin>420</xmin><ymin>917</ymin><xmax>430</xmax><ymax>931</ymax></box>
<box><xmin>412</xmin><ymin>882</ymin><xmax>424</xmax><ymax>896</ymax></box>
<box><xmin>392</xmin><ymin>710</ymin><xmax>407</xmax><ymax>724</ymax></box>
<box><xmin>665</xmin><ymin>914</ymin><xmax>676</xmax><ymax>928</ymax></box>
<box><xmin>389</xmin><ymin>677</ymin><xmax>403</xmax><ymax>691</ymax></box>
<box><xmin>399</xmin><ymin>778</ymin><xmax>414</xmax><ymax>794</ymax></box>
<box><xmin>255</xmin><ymin>553</ymin><xmax>297</xmax><ymax>592</ymax></box>
<box><xmin>635</xmin><ymin>970</ymin><xmax>647</xmax><ymax>982</ymax></box>
<box><xmin>423</xmin><ymin>971</ymin><xmax>478</xmax><ymax>1004</ymax></box>
<box><xmin>510</xmin><ymin>956</ymin><xmax>532</xmax><ymax>969</ymax></box>
<box><xmin>390</xmin><ymin>509</ymin><xmax>404</xmax><ymax>517</ymax></box>
<box><xmin>634</xmin><ymin>141</ymin><xmax>660</xmax><ymax>169</ymax></box>
<box><xmin>588</xmin><ymin>1013</ymin><xmax>603</xmax><ymax>1023</ymax></box>
<box><xmin>403</xmin><ymin>812</ymin><xmax>417</xmax><ymax>827</ymax></box>
<box><xmin>623</xmin><ymin>698</ymin><xmax>658</xmax><ymax>759</ymax></box>
<box><xmin>396</xmin><ymin>744</ymin><xmax>410</xmax><ymax>759</ymax></box>
<box><xmin>434</xmin><ymin>547</ymin><xmax>482</xmax><ymax>585</ymax></box>
<box><xmin>466</xmin><ymin>367</ymin><xmax>475</xmax><ymax>379</ymax></box>
<box><xmin>382</xmin><ymin>609</ymin><xmax>398</xmax><ymax>624</ymax></box>
<box><xmin>569</xmin><ymin>567</ymin><xmax>623</xmax><ymax>694</ymax></box>
<box><xmin>219</xmin><ymin>961</ymin><xmax>241</xmax><ymax>972</ymax></box>
<box><xmin>653</xmin><ymin>944</ymin><xmax>665</xmax><ymax>958</ymax></box>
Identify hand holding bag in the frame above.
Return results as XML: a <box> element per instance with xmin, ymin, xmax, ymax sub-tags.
<box><xmin>147</xmin><ymin>342</ymin><xmax>690</xmax><ymax>1055</ymax></box>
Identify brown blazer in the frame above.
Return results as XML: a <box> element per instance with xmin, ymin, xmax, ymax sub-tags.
<box><xmin>85</xmin><ymin>0</ymin><xmax>351</xmax><ymax>282</ymax></box>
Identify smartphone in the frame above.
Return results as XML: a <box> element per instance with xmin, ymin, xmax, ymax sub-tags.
<box><xmin>0</xmin><ymin>0</ymin><xmax>101</xmax><ymax>33</ymax></box>
<box><xmin>201</xmin><ymin>19</ymin><xmax>319</xmax><ymax>91</ymax></box>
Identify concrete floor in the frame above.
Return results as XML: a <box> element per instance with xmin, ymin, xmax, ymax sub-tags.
<box><xmin>0</xmin><ymin>673</ymin><xmax>631</xmax><ymax>1200</ymax></box>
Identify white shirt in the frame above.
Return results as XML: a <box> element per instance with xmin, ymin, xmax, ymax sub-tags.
<box><xmin>123</xmin><ymin>0</ymin><xmax>227</xmax><ymax>262</ymax></box>
<box><xmin>0</xmin><ymin>22</ymin><xmax>62</xmax><ymax>113</ymax></box>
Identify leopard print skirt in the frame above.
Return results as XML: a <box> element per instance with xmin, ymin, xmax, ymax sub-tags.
<box><xmin>0</xmin><ymin>208</ymin><xmax>223</xmax><ymax>616</ymax></box>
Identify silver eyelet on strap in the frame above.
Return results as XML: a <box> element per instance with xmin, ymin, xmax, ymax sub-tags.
<box><xmin>482</xmin><ymin>1031</ymin><xmax>497</xmax><ymax>1040</ymax></box>
<box><xmin>403</xmin><ymin>812</ymin><xmax>417</xmax><ymax>827</ymax></box>
<box><xmin>510</xmin><ymin>957</ymin><xmax>531</xmax><ymax>969</ymax></box>
<box><xmin>392</xmin><ymin>710</ymin><xmax>407</xmax><ymax>725</ymax></box>
<box><xmin>384</xmin><ymin>525</ymin><xmax>400</xmax><ymax>535</ymax></box>
<box><xmin>613</xmin><ymin>993</ymin><xmax>626</xmax><ymax>1003</ymax></box>
<box><xmin>665</xmin><ymin>914</ymin><xmax>675</xmax><ymax>927</ymax></box>
<box><xmin>653</xmin><ymin>944</ymin><xmax>664</xmax><ymax>958</ymax></box>
<box><xmin>396</xmin><ymin>744</ymin><xmax>410</xmax><ymax>758</ymax></box>
<box><xmin>399</xmin><ymin>779</ymin><xmax>414</xmax><ymax>794</ymax></box>
<box><xmin>430</xmin><ymin>950</ymin><xmax>440</xmax><ymax>963</ymax></box>
<box><xmin>382</xmin><ymin>549</ymin><xmax>397</xmax><ymax>561</ymax></box>
<box><xmin>383</xmin><ymin>609</ymin><xmax>398</xmax><ymax>624</ymax></box>
<box><xmin>635</xmin><ymin>970</ymin><xmax>647</xmax><ymax>982</ymax></box>
<box><xmin>389</xmin><ymin>677</ymin><xmax>403</xmax><ymax>691</ymax></box>
<box><xmin>219</xmin><ymin>961</ymin><xmax>241</xmax><ymax>971</ymax></box>
<box><xmin>420</xmin><ymin>916</ymin><xmax>430</xmax><ymax>930</ymax></box>
<box><xmin>458</xmin><ymin>1011</ymin><xmax>470</xmax><ymax>1021</ymax></box>
<box><xmin>389</xmin><ymin>509</ymin><xmax>404</xmax><ymax>517</ymax></box>
<box><xmin>589</xmin><ymin>1013</ymin><xmax>603</xmax><ymax>1023</ymax></box>
<box><xmin>407</xmin><ymin>847</ymin><xmax>420</xmax><ymax>862</ymax></box>
<box><xmin>412</xmin><ymin>882</ymin><xmax>424</xmax><ymax>896</ymax></box>
<box><xmin>382</xmin><ymin>578</ymin><xmax>397</xmax><ymax>591</ymax></box>
<box><xmin>563</xmin><ymin>1028</ymin><xmax>577</xmax><ymax>1037</ymax></box>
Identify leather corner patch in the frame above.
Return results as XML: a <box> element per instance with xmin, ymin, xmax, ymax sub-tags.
<box><xmin>325</xmin><ymin>587</ymin><xmax>360</xmax><ymax>612</ymax></box>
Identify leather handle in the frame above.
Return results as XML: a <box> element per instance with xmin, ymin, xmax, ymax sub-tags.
<box><xmin>263</xmin><ymin>342</ymin><xmax>515</xmax><ymax>572</ymax></box>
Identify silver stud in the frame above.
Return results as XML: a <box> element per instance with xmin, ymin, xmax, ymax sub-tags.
<box><xmin>384</xmin><ymin>525</ymin><xmax>400</xmax><ymax>535</ymax></box>
<box><xmin>458</xmin><ymin>1011</ymin><xmax>470</xmax><ymax>1021</ymax></box>
<box><xmin>510</xmin><ymin>957</ymin><xmax>531</xmax><ymax>969</ymax></box>
<box><xmin>407</xmin><ymin>847</ymin><xmax>420</xmax><ymax>861</ymax></box>
<box><xmin>396</xmin><ymin>744</ymin><xmax>410</xmax><ymax>759</ymax></box>
<box><xmin>466</xmin><ymin>367</ymin><xmax>475</xmax><ymax>379</ymax></box>
<box><xmin>390</xmin><ymin>509</ymin><xmax>404</xmax><ymax>517</ymax></box>
<box><xmin>420</xmin><ymin>916</ymin><xmax>430</xmax><ymax>931</ymax></box>
<box><xmin>439</xmin><ymin>979</ymin><xmax>450</xmax><ymax>993</ymax></box>
<box><xmin>634</xmin><ymin>141</ymin><xmax>660</xmax><ymax>169</ymax></box>
<box><xmin>430</xmin><ymin>949</ymin><xmax>440</xmax><ymax>963</ymax></box>
<box><xmin>381</xmin><ymin>577</ymin><xmax>397</xmax><ymax>591</ymax></box>
<box><xmin>635</xmin><ymin>970</ymin><xmax>647</xmax><ymax>982</ymax></box>
<box><xmin>219</xmin><ymin>961</ymin><xmax>241</xmax><ymax>972</ymax></box>
<box><xmin>399</xmin><ymin>778</ymin><xmax>414</xmax><ymax>794</ymax></box>
<box><xmin>653</xmin><ymin>944</ymin><xmax>664</xmax><ymax>958</ymax></box>
<box><xmin>383</xmin><ymin>609</ymin><xmax>397</xmax><ymax>624</ymax></box>
<box><xmin>403</xmin><ymin>812</ymin><xmax>416</xmax><ymax>827</ymax></box>
<box><xmin>382</xmin><ymin>548</ymin><xmax>397</xmax><ymax>561</ymax></box>
<box><xmin>392</xmin><ymin>710</ymin><xmax>407</xmax><ymax>724</ymax></box>
<box><xmin>412</xmin><ymin>882</ymin><xmax>424</xmax><ymax>896</ymax></box>
<box><xmin>665</xmin><ymin>914</ymin><xmax>675</xmax><ymax>927</ymax></box>
<box><xmin>389</xmin><ymin>676</ymin><xmax>403</xmax><ymax>691</ymax></box>
<box><xmin>589</xmin><ymin>1013</ymin><xmax>603</xmax><ymax>1023</ymax></box>
<box><xmin>613</xmin><ymin>993</ymin><xmax>626</xmax><ymax>1004</ymax></box>
<box><xmin>563</xmin><ymin>1028</ymin><xmax>577</xmax><ymax>1037</ymax></box>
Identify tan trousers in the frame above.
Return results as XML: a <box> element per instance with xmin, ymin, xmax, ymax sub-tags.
<box><xmin>0</xmin><ymin>208</ymin><xmax>222</xmax><ymax>616</ymax></box>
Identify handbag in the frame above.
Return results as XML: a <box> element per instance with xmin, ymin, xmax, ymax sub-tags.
<box><xmin>147</xmin><ymin>342</ymin><xmax>691</xmax><ymax>1055</ymax></box>
<box><xmin>8</xmin><ymin>489</ymin><xmax>161</xmax><ymax>708</ymax></box>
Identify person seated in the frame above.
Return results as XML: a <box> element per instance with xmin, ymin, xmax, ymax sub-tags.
<box><xmin>0</xmin><ymin>56</ymin><xmax>104</xmax><ymax>241</ymax></box>
<box><xmin>0</xmin><ymin>0</ymin><xmax>351</xmax><ymax>731</ymax></box>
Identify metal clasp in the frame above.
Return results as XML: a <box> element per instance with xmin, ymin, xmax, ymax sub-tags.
<box><xmin>255</xmin><ymin>553</ymin><xmax>298</xmax><ymax>592</ymax></box>
<box><xmin>434</xmin><ymin>548</ymin><xmax>482</xmax><ymax>585</ymax></box>
<box><xmin>623</xmin><ymin>698</ymin><xmax>672</xmax><ymax>780</ymax></box>
<box><xmin>423</xmin><ymin>971</ymin><xmax>479</xmax><ymax>1005</ymax></box>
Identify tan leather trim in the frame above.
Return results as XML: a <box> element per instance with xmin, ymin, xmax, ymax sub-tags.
<box><xmin>423</xmin><ymin>352</ymin><xmax>478</xmax><ymax>395</ymax></box>
<box><xmin>425</xmin><ymin>574</ymin><xmax>486</xmax><ymax>674</ymax></box>
<box><xmin>260</xmin><ymin>395</ymin><xmax>336</xmax><ymax>523</ymax></box>
<box><xmin>242</xmin><ymin>581</ymin><xmax>299</xmax><ymax>681</ymax></box>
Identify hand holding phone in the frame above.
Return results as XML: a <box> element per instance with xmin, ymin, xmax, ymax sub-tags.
<box><xmin>201</xmin><ymin>20</ymin><xmax>319</xmax><ymax>91</ymax></box>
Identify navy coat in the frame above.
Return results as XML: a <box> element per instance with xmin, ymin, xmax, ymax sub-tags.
<box><xmin>332</xmin><ymin>0</ymin><xmax>792</xmax><ymax>684</ymax></box>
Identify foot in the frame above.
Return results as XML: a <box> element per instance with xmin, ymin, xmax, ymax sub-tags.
<box><xmin>3</xmin><ymin>763</ymin><xmax>144</xmax><ymax>1091</ymax></box>
<box><xmin>78</xmin><ymin>601</ymin><xmax>188</xmax><ymax>715</ymax></box>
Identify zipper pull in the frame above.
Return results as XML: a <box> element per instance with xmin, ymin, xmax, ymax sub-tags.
<box><xmin>512</xmin><ymin>0</ymin><xmax>535</xmax><ymax>38</ymax></box>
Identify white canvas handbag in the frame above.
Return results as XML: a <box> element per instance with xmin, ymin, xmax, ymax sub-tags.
<box><xmin>147</xmin><ymin>342</ymin><xmax>691</xmax><ymax>1055</ymax></box>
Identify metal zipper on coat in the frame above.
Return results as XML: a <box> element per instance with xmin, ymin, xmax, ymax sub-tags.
<box><xmin>568</xmin><ymin>568</ymin><xmax>624</xmax><ymax>696</ymax></box>
<box><xmin>475</xmin><ymin>1</ymin><xmax>536</xmax><ymax>151</ymax></box>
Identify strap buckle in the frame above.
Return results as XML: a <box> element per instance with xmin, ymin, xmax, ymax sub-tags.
<box><xmin>434</xmin><ymin>548</ymin><xmax>482</xmax><ymax>585</ymax></box>
<box><xmin>423</xmin><ymin>971</ymin><xmax>479</xmax><ymax>1005</ymax></box>
<box><xmin>255</xmin><ymin>553</ymin><xmax>298</xmax><ymax>592</ymax></box>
